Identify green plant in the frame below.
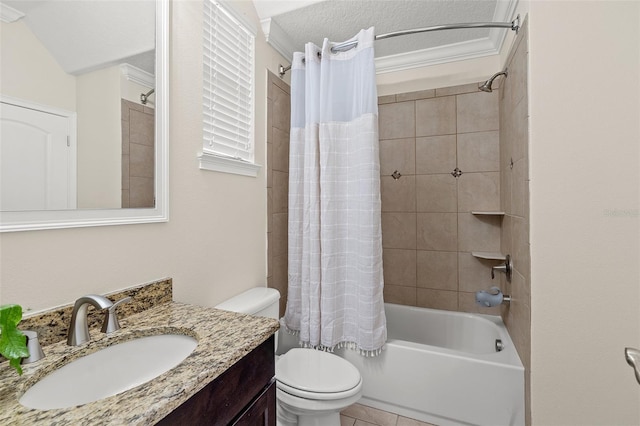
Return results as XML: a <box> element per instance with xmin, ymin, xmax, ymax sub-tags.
<box><xmin>0</xmin><ymin>304</ymin><xmax>29</xmax><ymax>375</ymax></box>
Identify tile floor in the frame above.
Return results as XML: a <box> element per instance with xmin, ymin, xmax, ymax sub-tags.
<box><xmin>340</xmin><ymin>403</ymin><xmax>436</xmax><ymax>426</ymax></box>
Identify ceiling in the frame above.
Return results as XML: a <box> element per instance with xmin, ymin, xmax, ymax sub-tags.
<box><xmin>253</xmin><ymin>0</ymin><xmax>519</xmax><ymax>73</ymax></box>
<box><xmin>1</xmin><ymin>0</ymin><xmax>155</xmax><ymax>76</ymax></box>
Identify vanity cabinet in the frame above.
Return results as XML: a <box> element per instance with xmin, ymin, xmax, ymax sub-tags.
<box><xmin>157</xmin><ymin>335</ymin><xmax>276</xmax><ymax>426</ymax></box>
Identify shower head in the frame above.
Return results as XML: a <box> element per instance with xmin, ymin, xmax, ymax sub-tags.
<box><xmin>479</xmin><ymin>69</ymin><xmax>508</xmax><ymax>92</ymax></box>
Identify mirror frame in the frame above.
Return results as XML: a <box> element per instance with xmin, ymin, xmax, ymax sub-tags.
<box><xmin>0</xmin><ymin>0</ymin><xmax>169</xmax><ymax>232</ymax></box>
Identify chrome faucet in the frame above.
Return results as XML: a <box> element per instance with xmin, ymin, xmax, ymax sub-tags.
<box><xmin>67</xmin><ymin>294</ymin><xmax>113</xmax><ymax>346</ymax></box>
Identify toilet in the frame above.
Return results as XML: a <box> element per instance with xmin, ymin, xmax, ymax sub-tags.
<box><xmin>216</xmin><ymin>287</ymin><xmax>363</xmax><ymax>426</ymax></box>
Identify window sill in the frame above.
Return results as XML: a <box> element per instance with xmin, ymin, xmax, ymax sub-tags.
<box><xmin>198</xmin><ymin>152</ymin><xmax>261</xmax><ymax>177</ymax></box>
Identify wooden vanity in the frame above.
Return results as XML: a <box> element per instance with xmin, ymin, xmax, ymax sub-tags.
<box><xmin>0</xmin><ymin>301</ymin><xmax>279</xmax><ymax>425</ymax></box>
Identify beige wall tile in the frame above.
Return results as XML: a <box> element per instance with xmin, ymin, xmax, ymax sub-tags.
<box><xmin>383</xmin><ymin>284</ymin><xmax>417</xmax><ymax>306</ymax></box>
<box><xmin>512</xmin><ymin>216</ymin><xmax>530</xmax><ymax>277</ymax></box>
<box><xmin>378</xmin><ymin>94</ymin><xmax>396</xmax><ymax>105</ymax></box>
<box><xmin>121</xmin><ymin>190</ymin><xmax>129</xmax><ymax>208</ymax></box>
<box><xmin>129</xmin><ymin>177</ymin><xmax>154</xmax><ymax>208</ymax></box>
<box><xmin>415</xmin><ymin>135</ymin><xmax>456</xmax><ymax>174</ymax></box>
<box><xmin>273</xmin><ymin>127</ymin><xmax>289</xmax><ymax>173</ymax></box>
<box><xmin>129</xmin><ymin>143</ymin><xmax>154</xmax><ymax>178</ymax></box>
<box><xmin>511</xmin><ymin>158</ymin><xmax>528</xmax><ymax>218</ymax></box>
<box><xmin>129</xmin><ymin>109</ymin><xmax>154</xmax><ymax>146</ymax></box>
<box><xmin>272</xmin><ymin>213</ymin><xmax>288</xmax><ymax>257</ymax></box>
<box><xmin>457</xmin><ymin>213</ymin><xmax>501</xmax><ymax>252</ymax></box>
<box><xmin>416</xmin><ymin>96</ymin><xmax>456</xmax><ymax>137</ymax></box>
<box><xmin>381</xmin><ymin>212</ymin><xmax>416</xmax><ymax>249</ymax></box>
<box><xmin>457</xmin><ymin>172</ymin><xmax>501</xmax><ymax>212</ymax></box>
<box><xmin>416</xmin><ymin>250</ymin><xmax>457</xmax><ymax>290</ymax></box>
<box><xmin>416</xmin><ymin>212</ymin><xmax>457</xmax><ymax>251</ymax></box>
<box><xmin>416</xmin><ymin>174</ymin><xmax>457</xmax><ymax>213</ymax></box>
<box><xmin>435</xmin><ymin>83</ymin><xmax>482</xmax><ymax>97</ymax></box>
<box><xmin>121</xmin><ymin>155</ymin><xmax>129</xmax><ymax>190</ymax></box>
<box><xmin>383</xmin><ymin>249</ymin><xmax>417</xmax><ymax>287</ymax></box>
<box><xmin>266</xmin><ymin>142</ymin><xmax>273</xmax><ymax>188</ymax></box>
<box><xmin>457</xmin><ymin>130</ymin><xmax>500</xmax><ymax>172</ymax></box>
<box><xmin>379</xmin><ymin>101</ymin><xmax>416</xmax><ymax>139</ymax></box>
<box><xmin>416</xmin><ymin>288</ymin><xmax>458</xmax><ymax>311</ymax></box>
<box><xmin>272</xmin><ymin>84</ymin><xmax>291</xmax><ymax>131</ymax></box>
<box><xmin>457</xmin><ymin>91</ymin><xmax>499</xmax><ymax>134</ymax></box>
<box><xmin>379</xmin><ymin>138</ymin><xmax>416</xmax><ymax>176</ymax></box>
<box><xmin>381</xmin><ymin>175</ymin><xmax>416</xmax><ymax>212</ymax></box>
<box><xmin>396</xmin><ymin>89</ymin><xmax>435</xmax><ymax>102</ymax></box>
<box><xmin>121</xmin><ymin>124</ymin><xmax>130</xmax><ymax>155</ymax></box>
<box><xmin>272</xmin><ymin>171</ymin><xmax>289</xmax><ymax>214</ymax></box>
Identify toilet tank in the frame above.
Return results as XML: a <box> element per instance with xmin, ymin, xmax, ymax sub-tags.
<box><xmin>215</xmin><ymin>287</ymin><xmax>280</xmax><ymax>320</ymax></box>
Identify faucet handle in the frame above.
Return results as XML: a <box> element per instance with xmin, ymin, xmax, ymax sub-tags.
<box><xmin>100</xmin><ymin>297</ymin><xmax>132</xmax><ymax>334</ymax></box>
<box><xmin>491</xmin><ymin>254</ymin><xmax>513</xmax><ymax>281</ymax></box>
<box><xmin>21</xmin><ymin>330</ymin><xmax>45</xmax><ymax>364</ymax></box>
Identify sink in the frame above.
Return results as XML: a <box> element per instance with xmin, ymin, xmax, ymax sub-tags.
<box><xmin>19</xmin><ymin>334</ymin><xmax>198</xmax><ymax>410</ymax></box>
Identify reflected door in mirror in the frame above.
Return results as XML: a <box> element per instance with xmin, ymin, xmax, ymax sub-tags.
<box><xmin>0</xmin><ymin>101</ymin><xmax>76</xmax><ymax>211</ymax></box>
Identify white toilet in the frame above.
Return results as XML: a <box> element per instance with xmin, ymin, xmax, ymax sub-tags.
<box><xmin>216</xmin><ymin>287</ymin><xmax>363</xmax><ymax>426</ymax></box>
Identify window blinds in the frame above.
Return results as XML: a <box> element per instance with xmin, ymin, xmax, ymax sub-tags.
<box><xmin>203</xmin><ymin>1</ymin><xmax>255</xmax><ymax>162</ymax></box>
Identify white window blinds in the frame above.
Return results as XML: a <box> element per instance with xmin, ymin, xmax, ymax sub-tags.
<box><xmin>203</xmin><ymin>0</ymin><xmax>255</xmax><ymax>163</ymax></box>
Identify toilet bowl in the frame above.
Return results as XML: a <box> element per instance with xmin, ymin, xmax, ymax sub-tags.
<box><xmin>216</xmin><ymin>288</ymin><xmax>363</xmax><ymax>426</ymax></box>
<box><xmin>276</xmin><ymin>348</ymin><xmax>362</xmax><ymax>426</ymax></box>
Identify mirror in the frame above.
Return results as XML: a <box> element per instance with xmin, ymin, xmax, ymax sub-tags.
<box><xmin>0</xmin><ymin>0</ymin><xmax>168</xmax><ymax>231</ymax></box>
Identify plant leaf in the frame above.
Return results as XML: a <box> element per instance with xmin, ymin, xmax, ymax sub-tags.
<box><xmin>0</xmin><ymin>304</ymin><xmax>29</xmax><ymax>375</ymax></box>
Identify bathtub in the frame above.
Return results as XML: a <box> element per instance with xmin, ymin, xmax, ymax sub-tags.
<box><xmin>333</xmin><ymin>303</ymin><xmax>525</xmax><ymax>426</ymax></box>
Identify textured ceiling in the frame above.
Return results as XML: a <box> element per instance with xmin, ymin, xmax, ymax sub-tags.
<box><xmin>255</xmin><ymin>0</ymin><xmax>518</xmax><ymax>72</ymax></box>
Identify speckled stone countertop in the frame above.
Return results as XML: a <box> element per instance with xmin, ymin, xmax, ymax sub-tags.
<box><xmin>0</xmin><ymin>302</ymin><xmax>279</xmax><ymax>425</ymax></box>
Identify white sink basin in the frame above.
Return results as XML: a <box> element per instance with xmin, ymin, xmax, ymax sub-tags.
<box><xmin>19</xmin><ymin>334</ymin><xmax>198</xmax><ymax>410</ymax></box>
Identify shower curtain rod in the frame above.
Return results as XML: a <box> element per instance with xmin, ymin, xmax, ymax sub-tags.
<box><xmin>278</xmin><ymin>15</ymin><xmax>520</xmax><ymax>77</ymax></box>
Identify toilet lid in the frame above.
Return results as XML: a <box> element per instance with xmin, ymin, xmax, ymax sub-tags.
<box><xmin>276</xmin><ymin>348</ymin><xmax>361</xmax><ymax>393</ymax></box>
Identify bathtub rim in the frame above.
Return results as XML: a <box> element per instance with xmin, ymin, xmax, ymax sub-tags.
<box><xmin>383</xmin><ymin>302</ymin><xmax>524</xmax><ymax>369</ymax></box>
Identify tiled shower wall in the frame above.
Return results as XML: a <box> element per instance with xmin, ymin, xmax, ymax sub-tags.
<box><xmin>499</xmin><ymin>19</ymin><xmax>531</xmax><ymax>425</ymax></box>
<box><xmin>121</xmin><ymin>99</ymin><xmax>155</xmax><ymax>208</ymax></box>
<box><xmin>267</xmin><ymin>72</ymin><xmax>291</xmax><ymax>317</ymax></box>
<box><xmin>378</xmin><ymin>85</ymin><xmax>503</xmax><ymax>314</ymax></box>
<box><xmin>267</xmin><ymin>73</ymin><xmax>507</xmax><ymax>317</ymax></box>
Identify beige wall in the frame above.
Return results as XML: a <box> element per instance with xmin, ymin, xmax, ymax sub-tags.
<box><xmin>528</xmin><ymin>1</ymin><xmax>640</xmax><ymax>424</ymax></box>
<box><xmin>0</xmin><ymin>0</ymin><xmax>288</xmax><ymax>313</ymax></box>
<box><xmin>76</xmin><ymin>66</ymin><xmax>122</xmax><ymax>209</ymax></box>
<box><xmin>0</xmin><ymin>20</ymin><xmax>76</xmax><ymax>110</ymax></box>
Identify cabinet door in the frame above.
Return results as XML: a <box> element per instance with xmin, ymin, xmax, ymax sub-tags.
<box><xmin>232</xmin><ymin>380</ymin><xmax>276</xmax><ymax>426</ymax></box>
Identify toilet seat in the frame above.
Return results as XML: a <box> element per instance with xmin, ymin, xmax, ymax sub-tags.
<box><xmin>276</xmin><ymin>348</ymin><xmax>362</xmax><ymax>401</ymax></box>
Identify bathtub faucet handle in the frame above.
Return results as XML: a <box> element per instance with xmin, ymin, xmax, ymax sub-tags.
<box><xmin>491</xmin><ymin>255</ymin><xmax>513</xmax><ymax>281</ymax></box>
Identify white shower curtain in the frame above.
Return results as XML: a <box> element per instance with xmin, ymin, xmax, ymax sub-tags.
<box><xmin>284</xmin><ymin>27</ymin><xmax>386</xmax><ymax>356</ymax></box>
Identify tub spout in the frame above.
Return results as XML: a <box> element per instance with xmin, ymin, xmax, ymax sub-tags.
<box><xmin>475</xmin><ymin>287</ymin><xmax>511</xmax><ymax>307</ymax></box>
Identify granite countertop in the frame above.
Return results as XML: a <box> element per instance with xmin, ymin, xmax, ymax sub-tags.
<box><xmin>0</xmin><ymin>302</ymin><xmax>280</xmax><ymax>425</ymax></box>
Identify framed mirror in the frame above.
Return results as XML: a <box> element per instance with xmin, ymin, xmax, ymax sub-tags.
<box><xmin>0</xmin><ymin>0</ymin><xmax>168</xmax><ymax>232</ymax></box>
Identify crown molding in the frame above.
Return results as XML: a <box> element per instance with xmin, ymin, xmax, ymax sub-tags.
<box><xmin>261</xmin><ymin>17</ymin><xmax>296</xmax><ymax>63</ymax></box>
<box><xmin>375</xmin><ymin>37</ymin><xmax>498</xmax><ymax>74</ymax></box>
<box><xmin>120</xmin><ymin>64</ymin><xmax>154</xmax><ymax>88</ymax></box>
<box><xmin>259</xmin><ymin>0</ymin><xmax>520</xmax><ymax>74</ymax></box>
<box><xmin>1</xmin><ymin>3</ymin><xmax>25</xmax><ymax>23</ymax></box>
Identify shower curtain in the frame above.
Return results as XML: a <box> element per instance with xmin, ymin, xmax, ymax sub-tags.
<box><xmin>284</xmin><ymin>27</ymin><xmax>386</xmax><ymax>356</ymax></box>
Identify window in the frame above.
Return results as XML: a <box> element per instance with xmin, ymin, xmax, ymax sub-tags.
<box><xmin>200</xmin><ymin>0</ymin><xmax>260</xmax><ymax>177</ymax></box>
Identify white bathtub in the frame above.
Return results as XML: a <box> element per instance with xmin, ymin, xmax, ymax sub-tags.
<box><xmin>333</xmin><ymin>303</ymin><xmax>525</xmax><ymax>426</ymax></box>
